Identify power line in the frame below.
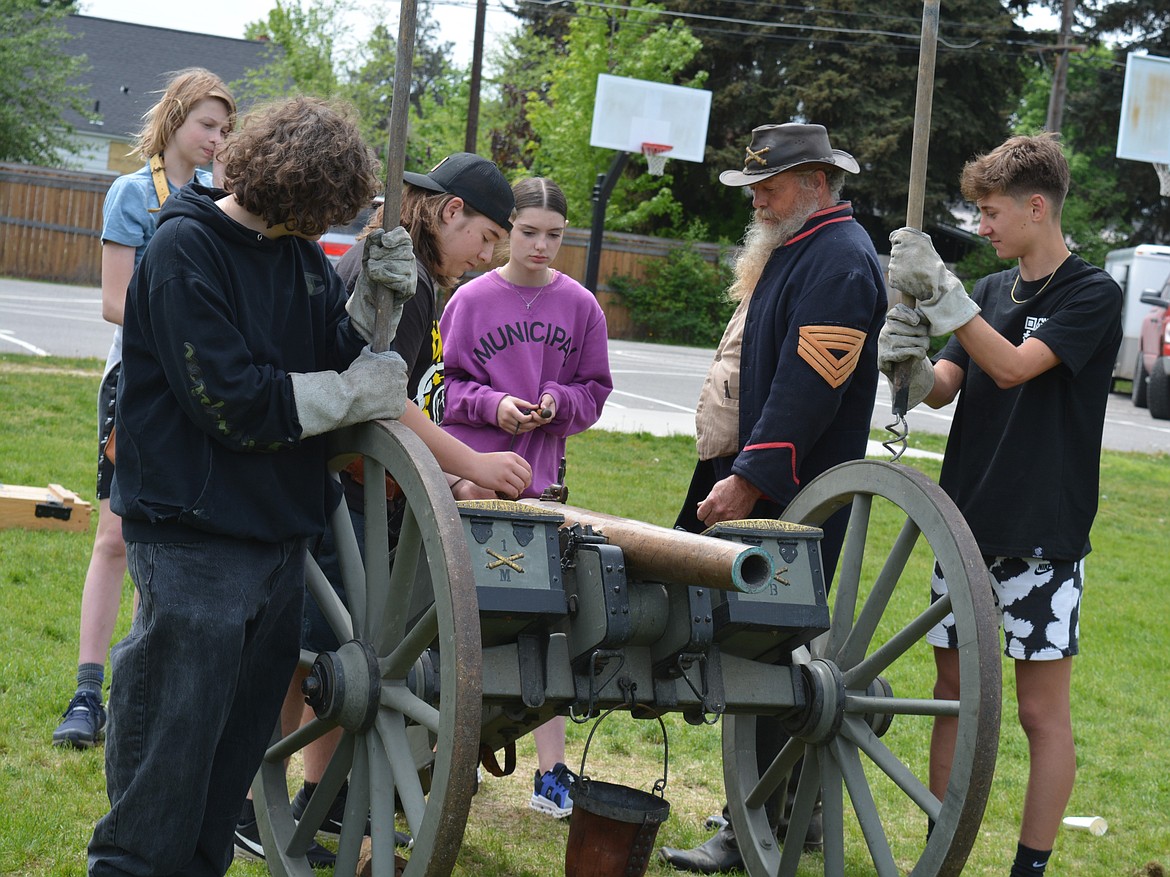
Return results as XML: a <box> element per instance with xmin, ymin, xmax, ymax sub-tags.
<box><xmin>429</xmin><ymin>0</ymin><xmax>1117</xmax><ymax>61</ymax></box>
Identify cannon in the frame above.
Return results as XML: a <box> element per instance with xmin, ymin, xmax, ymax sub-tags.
<box><xmin>252</xmin><ymin>420</ymin><xmax>1001</xmax><ymax>877</ymax></box>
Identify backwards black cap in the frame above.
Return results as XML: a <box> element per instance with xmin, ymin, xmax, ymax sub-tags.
<box><xmin>403</xmin><ymin>152</ymin><xmax>514</xmax><ymax>231</ymax></box>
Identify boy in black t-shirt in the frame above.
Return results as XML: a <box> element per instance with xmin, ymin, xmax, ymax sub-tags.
<box><xmin>878</xmin><ymin>133</ymin><xmax>1122</xmax><ymax>877</ymax></box>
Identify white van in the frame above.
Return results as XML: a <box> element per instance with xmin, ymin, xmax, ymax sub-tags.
<box><xmin>1103</xmin><ymin>244</ymin><xmax>1170</xmax><ymax>389</ymax></box>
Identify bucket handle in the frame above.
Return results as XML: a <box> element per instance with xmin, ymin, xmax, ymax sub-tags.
<box><xmin>578</xmin><ymin>704</ymin><xmax>668</xmax><ymax>798</ymax></box>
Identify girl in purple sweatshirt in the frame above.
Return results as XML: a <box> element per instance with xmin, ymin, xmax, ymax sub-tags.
<box><xmin>440</xmin><ymin>177</ymin><xmax>613</xmax><ymax>501</ymax></box>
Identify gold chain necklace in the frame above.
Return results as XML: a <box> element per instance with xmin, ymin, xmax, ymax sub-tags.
<box><xmin>1010</xmin><ymin>253</ymin><xmax>1071</xmax><ymax>303</ymax></box>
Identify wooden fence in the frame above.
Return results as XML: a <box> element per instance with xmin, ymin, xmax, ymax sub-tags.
<box><xmin>0</xmin><ymin>163</ymin><xmax>113</xmax><ymax>286</ymax></box>
<box><xmin>0</xmin><ymin>162</ymin><xmax>729</xmax><ymax>338</ymax></box>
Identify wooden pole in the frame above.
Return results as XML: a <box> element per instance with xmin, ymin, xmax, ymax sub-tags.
<box><xmin>891</xmin><ymin>0</ymin><xmax>940</xmax><ymax>420</ymax></box>
<box><xmin>373</xmin><ymin>0</ymin><xmax>419</xmax><ymax>353</ymax></box>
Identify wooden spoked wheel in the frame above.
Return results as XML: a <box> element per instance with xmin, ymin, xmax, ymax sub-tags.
<box><xmin>254</xmin><ymin>420</ymin><xmax>482</xmax><ymax>877</ymax></box>
<box><xmin>723</xmin><ymin>460</ymin><xmax>1001</xmax><ymax>877</ymax></box>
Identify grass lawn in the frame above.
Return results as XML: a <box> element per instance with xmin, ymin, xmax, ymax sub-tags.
<box><xmin>1</xmin><ymin>353</ymin><xmax>1168</xmax><ymax>877</ymax></box>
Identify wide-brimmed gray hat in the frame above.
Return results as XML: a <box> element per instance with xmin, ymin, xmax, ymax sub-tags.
<box><xmin>404</xmin><ymin>152</ymin><xmax>514</xmax><ymax>231</ymax></box>
<box><xmin>719</xmin><ymin>123</ymin><xmax>859</xmax><ymax>187</ymax></box>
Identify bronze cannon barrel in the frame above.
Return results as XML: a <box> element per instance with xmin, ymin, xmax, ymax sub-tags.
<box><xmin>520</xmin><ymin>500</ymin><xmax>774</xmax><ymax>594</ymax></box>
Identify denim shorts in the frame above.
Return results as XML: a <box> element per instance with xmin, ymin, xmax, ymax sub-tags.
<box><xmin>927</xmin><ymin>555</ymin><xmax>1084</xmax><ymax>660</ymax></box>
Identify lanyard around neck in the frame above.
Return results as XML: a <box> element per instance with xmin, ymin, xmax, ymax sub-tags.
<box><xmin>147</xmin><ymin>154</ymin><xmax>171</xmax><ymax>214</ymax></box>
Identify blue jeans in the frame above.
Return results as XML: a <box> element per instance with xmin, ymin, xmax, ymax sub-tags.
<box><xmin>88</xmin><ymin>537</ymin><xmax>306</xmax><ymax>877</ymax></box>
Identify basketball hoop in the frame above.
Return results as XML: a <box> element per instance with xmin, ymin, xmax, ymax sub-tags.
<box><xmin>1155</xmin><ymin>162</ymin><xmax>1170</xmax><ymax>197</ymax></box>
<box><xmin>641</xmin><ymin>143</ymin><xmax>672</xmax><ymax>176</ymax></box>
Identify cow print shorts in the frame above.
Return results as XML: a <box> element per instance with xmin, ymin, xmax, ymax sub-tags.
<box><xmin>927</xmin><ymin>555</ymin><xmax>1083</xmax><ymax>660</ymax></box>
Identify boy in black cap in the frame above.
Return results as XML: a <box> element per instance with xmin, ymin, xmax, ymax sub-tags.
<box><xmin>661</xmin><ymin>122</ymin><xmax>886</xmax><ymax>874</ymax></box>
<box><xmin>338</xmin><ymin>151</ymin><xmax>517</xmax><ymax>441</ymax></box>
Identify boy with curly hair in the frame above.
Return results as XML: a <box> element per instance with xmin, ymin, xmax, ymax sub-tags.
<box><xmin>88</xmin><ymin>96</ymin><xmax>411</xmax><ymax>877</ymax></box>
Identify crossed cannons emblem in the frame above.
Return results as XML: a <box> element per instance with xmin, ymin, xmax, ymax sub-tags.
<box><xmin>484</xmin><ymin>547</ymin><xmax>525</xmax><ymax>573</ymax></box>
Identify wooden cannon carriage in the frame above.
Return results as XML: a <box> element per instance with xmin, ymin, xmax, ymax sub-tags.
<box><xmin>251</xmin><ymin>420</ymin><xmax>1001</xmax><ymax>877</ymax></box>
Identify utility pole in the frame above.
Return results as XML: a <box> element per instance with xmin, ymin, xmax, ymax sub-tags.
<box><xmin>1045</xmin><ymin>0</ymin><xmax>1076</xmax><ymax>132</ymax></box>
<box><xmin>464</xmin><ymin>0</ymin><xmax>486</xmax><ymax>152</ymax></box>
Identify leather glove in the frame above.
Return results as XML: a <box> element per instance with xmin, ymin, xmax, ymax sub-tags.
<box><xmin>291</xmin><ymin>347</ymin><xmax>408</xmax><ymax>438</ymax></box>
<box><xmin>887</xmin><ymin>227</ymin><xmax>980</xmax><ymax>335</ymax></box>
<box><xmin>878</xmin><ymin>304</ymin><xmax>935</xmax><ymax>411</ymax></box>
<box><xmin>345</xmin><ymin>226</ymin><xmax>416</xmax><ymax>344</ymax></box>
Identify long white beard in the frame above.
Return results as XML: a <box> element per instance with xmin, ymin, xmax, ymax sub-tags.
<box><xmin>728</xmin><ymin>192</ymin><xmax>822</xmax><ymax>302</ymax></box>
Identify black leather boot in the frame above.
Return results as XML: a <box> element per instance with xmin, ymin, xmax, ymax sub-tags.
<box><xmin>658</xmin><ymin>825</ymin><xmax>744</xmax><ymax>874</ymax></box>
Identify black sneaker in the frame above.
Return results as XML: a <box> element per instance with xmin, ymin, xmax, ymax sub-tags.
<box><xmin>52</xmin><ymin>690</ymin><xmax>106</xmax><ymax>749</ymax></box>
<box><xmin>290</xmin><ymin>781</ymin><xmax>411</xmax><ymax>849</ymax></box>
<box><xmin>233</xmin><ymin>802</ymin><xmax>338</xmax><ymax>868</ymax></box>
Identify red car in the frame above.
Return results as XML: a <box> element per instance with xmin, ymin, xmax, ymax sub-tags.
<box><xmin>1133</xmin><ymin>278</ymin><xmax>1170</xmax><ymax>419</ymax></box>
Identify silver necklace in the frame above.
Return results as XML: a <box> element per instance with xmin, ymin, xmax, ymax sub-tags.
<box><xmin>498</xmin><ymin>267</ymin><xmax>553</xmax><ymax>310</ymax></box>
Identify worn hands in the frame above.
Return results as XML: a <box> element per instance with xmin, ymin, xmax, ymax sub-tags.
<box><xmin>887</xmin><ymin>227</ymin><xmax>980</xmax><ymax>335</ymax></box>
<box><xmin>696</xmin><ymin>474</ymin><xmax>762</xmax><ymax>528</ymax></box>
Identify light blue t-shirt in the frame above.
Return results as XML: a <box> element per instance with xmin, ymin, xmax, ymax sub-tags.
<box><xmin>100</xmin><ymin>164</ymin><xmax>212</xmax><ymax>375</ymax></box>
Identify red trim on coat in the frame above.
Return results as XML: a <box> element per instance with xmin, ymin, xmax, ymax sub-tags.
<box><xmin>741</xmin><ymin>441</ymin><xmax>800</xmax><ymax>487</ymax></box>
<box><xmin>785</xmin><ymin>215</ymin><xmax>852</xmax><ymax>247</ymax></box>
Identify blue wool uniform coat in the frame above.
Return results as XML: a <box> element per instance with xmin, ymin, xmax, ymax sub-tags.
<box><xmin>733</xmin><ymin>201</ymin><xmax>886</xmax><ymax>511</ymax></box>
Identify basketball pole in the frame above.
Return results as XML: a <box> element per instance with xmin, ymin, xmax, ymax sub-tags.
<box><xmin>886</xmin><ymin>0</ymin><xmax>940</xmax><ymax>458</ymax></box>
<box><xmin>373</xmin><ymin>0</ymin><xmax>418</xmax><ymax>353</ymax></box>
<box><xmin>584</xmin><ymin>151</ymin><xmax>631</xmax><ymax>294</ymax></box>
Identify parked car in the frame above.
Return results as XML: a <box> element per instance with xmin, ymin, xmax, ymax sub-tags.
<box><xmin>318</xmin><ymin>196</ymin><xmax>382</xmax><ymax>266</ymax></box>
<box><xmin>1133</xmin><ymin>277</ymin><xmax>1170</xmax><ymax>419</ymax></box>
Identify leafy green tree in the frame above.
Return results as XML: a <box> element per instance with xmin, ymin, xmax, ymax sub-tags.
<box><xmin>236</xmin><ymin>0</ymin><xmax>468</xmax><ymax>177</ymax></box>
<box><xmin>1010</xmin><ymin>45</ymin><xmax>1134</xmax><ymax>265</ymax></box>
<box><xmin>489</xmin><ymin>2</ymin><xmax>573</xmax><ymax>172</ymax></box>
<box><xmin>520</xmin><ymin>0</ymin><xmax>707</xmax><ymax>233</ymax></box>
<box><xmin>0</xmin><ymin>0</ymin><xmax>90</xmax><ymax>166</ymax></box>
<box><xmin>342</xmin><ymin>2</ymin><xmax>464</xmax><ymax>170</ymax></box>
<box><xmin>238</xmin><ymin>0</ymin><xmax>343</xmax><ymax>101</ymax></box>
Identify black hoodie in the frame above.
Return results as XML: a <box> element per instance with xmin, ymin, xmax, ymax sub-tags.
<box><xmin>111</xmin><ymin>184</ymin><xmax>364</xmax><ymax>543</ymax></box>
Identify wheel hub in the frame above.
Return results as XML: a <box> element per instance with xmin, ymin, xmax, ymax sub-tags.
<box><xmin>782</xmin><ymin>658</ymin><xmax>845</xmax><ymax>743</ymax></box>
<box><xmin>863</xmin><ymin>675</ymin><xmax>894</xmax><ymax>738</ymax></box>
<box><xmin>302</xmin><ymin>639</ymin><xmax>381</xmax><ymax>731</ymax></box>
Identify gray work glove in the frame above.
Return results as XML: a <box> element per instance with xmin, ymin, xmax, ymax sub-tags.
<box><xmin>878</xmin><ymin>304</ymin><xmax>935</xmax><ymax>411</ymax></box>
<box><xmin>887</xmin><ymin>227</ymin><xmax>980</xmax><ymax>335</ymax></box>
<box><xmin>345</xmin><ymin>226</ymin><xmax>417</xmax><ymax>344</ymax></box>
<box><xmin>290</xmin><ymin>347</ymin><xmax>408</xmax><ymax>439</ymax></box>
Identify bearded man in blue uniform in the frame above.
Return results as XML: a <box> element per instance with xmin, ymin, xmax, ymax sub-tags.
<box><xmin>663</xmin><ymin>123</ymin><xmax>887</xmax><ymax>873</ymax></box>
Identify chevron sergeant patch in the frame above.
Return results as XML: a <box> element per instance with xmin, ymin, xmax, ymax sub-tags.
<box><xmin>797</xmin><ymin>325</ymin><xmax>867</xmax><ymax>388</ymax></box>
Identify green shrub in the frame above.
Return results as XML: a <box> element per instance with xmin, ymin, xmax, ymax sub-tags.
<box><xmin>609</xmin><ymin>227</ymin><xmax>735</xmax><ymax>347</ymax></box>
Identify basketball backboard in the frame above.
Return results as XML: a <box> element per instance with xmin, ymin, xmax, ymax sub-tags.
<box><xmin>589</xmin><ymin>74</ymin><xmax>712</xmax><ymax>164</ymax></box>
<box><xmin>1116</xmin><ymin>51</ymin><xmax>1170</xmax><ymax>164</ymax></box>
